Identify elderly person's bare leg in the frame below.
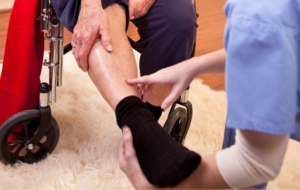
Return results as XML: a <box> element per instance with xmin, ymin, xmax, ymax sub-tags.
<box><xmin>86</xmin><ymin>4</ymin><xmax>201</xmax><ymax>187</ymax></box>
<box><xmin>87</xmin><ymin>4</ymin><xmax>137</xmax><ymax>110</ymax></box>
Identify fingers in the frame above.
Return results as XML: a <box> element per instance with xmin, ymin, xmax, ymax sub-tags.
<box><xmin>71</xmin><ymin>11</ymin><xmax>112</xmax><ymax>72</ymax></box>
<box><xmin>126</xmin><ymin>76</ymin><xmax>154</xmax><ymax>101</ymax></box>
<box><xmin>128</xmin><ymin>0</ymin><xmax>153</xmax><ymax>19</ymax></box>
<box><xmin>72</xmin><ymin>33</ymin><xmax>100</xmax><ymax>72</ymax></box>
<box><xmin>122</xmin><ymin>127</ymin><xmax>136</xmax><ymax>158</ymax></box>
<box><xmin>126</xmin><ymin>75</ymin><xmax>153</xmax><ymax>85</ymax></box>
<box><xmin>78</xmin><ymin>41</ymin><xmax>93</xmax><ymax>72</ymax></box>
<box><xmin>119</xmin><ymin>127</ymin><xmax>136</xmax><ymax>171</ymax></box>
<box><xmin>161</xmin><ymin>88</ymin><xmax>182</xmax><ymax>110</ymax></box>
<box><xmin>98</xmin><ymin>15</ymin><xmax>113</xmax><ymax>52</ymax></box>
<box><xmin>72</xmin><ymin>32</ymin><xmax>89</xmax><ymax>72</ymax></box>
<box><xmin>130</xmin><ymin>80</ymin><xmax>153</xmax><ymax>102</ymax></box>
<box><xmin>71</xmin><ymin>34</ymin><xmax>80</xmax><ymax>67</ymax></box>
<box><xmin>136</xmin><ymin>83</ymin><xmax>153</xmax><ymax>102</ymax></box>
<box><xmin>119</xmin><ymin>137</ymin><xmax>125</xmax><ymax>170</ymax></box>
<box><xmin>141</xmin><ymin>84</ymin><xmax>153</xmax><ymax>102</ymax></box>
<box><xmin>119</xmin><ymin>126</ymin><xmax>154</xmax><ymax>189</ymax></box>
<box><xmin>128</xmin><ymin>5</ymin><xmax>135</xmax><ymax>20</ymax></box>
<box><xmin>136</xmin><ymin>84</ymin><xmax>144</xmax><ymax>98</ymax></box>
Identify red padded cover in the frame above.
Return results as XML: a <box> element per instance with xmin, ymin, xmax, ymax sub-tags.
<box><xmin>0</xmin><ymin>0</ymin><xmax>44</xmax><ymax>126</ymax></box>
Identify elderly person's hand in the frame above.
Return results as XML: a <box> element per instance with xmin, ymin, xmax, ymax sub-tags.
<box><xmin>72</xmin><ymin>0</ymin><xmax>112</xmax><ymax>72</ymax></box>
<box><xmin>119</xmin><ymin>127</ymin><xmax>154</xmax><ymax>189</ymax></box>
<box><xmin>129</xmin><ymin>0</ymin><xmax>155</xmax><ymax>19</ymax></box>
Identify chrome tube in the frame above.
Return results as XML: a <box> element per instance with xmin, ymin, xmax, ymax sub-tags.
<box><xmin>49</xmin><ymin>64</ymin><xmax>58</xmax><ymax>103</ymax></box>
<box><xmin>49</xmin><ymin>11</ymin><xmax>63</xmax><ymax>87</ymax></box>
<box><xmin>48</xmin><ymin>12</ymin><xmax>63</xmax><ymax>102</ymax></box>
<box><xmin>179</xmin><ymin>89</ymin><xmax>189</xmax><ymax>103</ymax></box>
<box><xmin>57</xmin><ymin>22</ymin><xmax>64</xmax><ymax>87</ymax></box>
<box><xmin>41</xmin><ymin>1</ymin><xmax>64</xmax><ymax>103</ymax></box>
<box><xmin>40</xmin><ymin>0</ymin><xmax>49</xmax><ymax>31</ymax></box>
<box><xmin>48</xmin><ymin>26</ymin><xmax>58</xmax><ymax>102</ymax></box>
<box><xmin>39</xmin><ymin>83</ymin><xmax>50</xmax><ymax>107</ymax></box>
<box><xmin>40</xmin><ymin>92</ymin><xmax>49</xmax><ymax>107</ymax></box>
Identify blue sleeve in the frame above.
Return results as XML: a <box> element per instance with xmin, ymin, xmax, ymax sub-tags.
<box><xmin>223</xmin><ymin>0</ymin><xmax>300</xmax><ymax>135</ymax></box>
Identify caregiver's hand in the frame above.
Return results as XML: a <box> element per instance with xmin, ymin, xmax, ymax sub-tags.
<box><xmin>126</xmin><ymin>62</ymin><xmax>195</xmax><ymax>110</ymax></box>
<box><xmin>119</xmin><ymin>127</ymin><xmax>154</xmax><ymax>189</ymax></box>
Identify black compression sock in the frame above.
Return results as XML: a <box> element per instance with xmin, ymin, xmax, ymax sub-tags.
<box><xmin>145</xmin><ymin>102</ymin><xmax>162</xmax><ymax>121</ymax></box>
<box><xmin>116</xmin><ymin>96</ymin><xmax>201</xmax><ymax>187</ymax></box>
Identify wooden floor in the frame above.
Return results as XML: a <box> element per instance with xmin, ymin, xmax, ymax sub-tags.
<box><xmin>0</xmin><ymin>0</ymin><xmax>226</xmax><ymax>91</ymax></box>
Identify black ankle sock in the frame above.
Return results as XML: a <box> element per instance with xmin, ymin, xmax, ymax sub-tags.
<box><xmin>116</xmin><ymin>96</ymin><xmax>201</xmax><ymax>187</ymax></box>
<box><xmin>145</xmin><ymin>102</ymin><xmax>162</xmax><ymax>121</ymax></box>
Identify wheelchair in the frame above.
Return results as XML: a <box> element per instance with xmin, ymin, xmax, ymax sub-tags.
<box><xmin>0</xmin><ymin>0</ymin><xmax>196</xmax><ymax>164</ymax></box>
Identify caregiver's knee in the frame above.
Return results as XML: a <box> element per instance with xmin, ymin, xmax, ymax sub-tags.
<box><xmin>216</xmin><ymin>130</ymin><xmax>289</xmax><ymax>188</ymax></box>
<box><xmin>239</xmin><ymin>130</ymin><xmax>289</xmax><ymax>180</ymax></box>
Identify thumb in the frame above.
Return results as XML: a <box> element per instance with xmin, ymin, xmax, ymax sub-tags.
<box><xmin>122</xmin><ymin>126</ymin><xmax>136</xmax><ymax>157</ymax></box>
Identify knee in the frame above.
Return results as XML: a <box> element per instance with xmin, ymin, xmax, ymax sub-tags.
<box><xmin>165</xmin><ymin>1</ymin><xmax>198</xmax><ymax>36</ymax></box>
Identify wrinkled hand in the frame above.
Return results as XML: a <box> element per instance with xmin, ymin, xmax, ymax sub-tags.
<box><xmin>119</xmin><ymin>127</ymin><xmax>154</xmax><ymax>189</ymax></box>
<box><xmin>129</xmin><ymin>0</ymin><xmax>155</xmax><ymax>19</ymax></box>
<box><xmin>126</xmin><ymin>62</ymin><xmax>194</xmax><ymax>110</ymax></box>
<box><xmin>72</xmin><ymin>4</ymin><xmax>112</xmax><ymax>72</ymax></box>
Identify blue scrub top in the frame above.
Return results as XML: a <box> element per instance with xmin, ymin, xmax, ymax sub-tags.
<box><xmin>223</xmin><ymin>0</ymin><xmax>300</xmax><ymax>135</ymax></box>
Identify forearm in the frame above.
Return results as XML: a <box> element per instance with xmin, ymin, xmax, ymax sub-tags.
<box><xmin>175</xmin><ymin>154</ymin><xmax>229</xmax><ymax>189</ymax></box>
<box><xmin>174</xmin><ymin>130</ymin><xmax>289</xmax><ymax>189</ymax></box>
<box><xmin>186</xmin><ymin>48</ymin><xmax>226</xmax><ymax>78</ymax></box>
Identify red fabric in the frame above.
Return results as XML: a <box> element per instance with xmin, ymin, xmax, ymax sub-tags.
<box><xmin>0</xmin><ymin>0</ymin><xmax>44</xmax><ymax>126</ymax></box>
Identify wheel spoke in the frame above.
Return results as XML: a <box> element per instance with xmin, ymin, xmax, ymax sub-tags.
<box><xmin>9</xmin><ymin>131</ymin><xmax>24</xmax><ymax>139</ymax></box>
<box><xmin>17</xmin><ymin>121</ymin><xmax>30</xmax><ymax>139</ymax></box>
<box><xmin>6</xmin><ymin>139</ymin><xmax>23</xmax><ymax>147</ymax></box>
<box><xmin>26</xmin><ymin>149</ymin><xmax>33</xmax><ymax>157</ymax></box>
<box><xmin>20</xmin><ymin>121</ymin><xmax>29</xmax><ymax>128</ymax></box>
<box><xmin>14</xmin><ymin>144</ymin><xmax>25</xmax><ymax>156</ymax></box>
<box><xmin>27</xmin><ymin>119</ymin><xmax>40</xmax><ymax>135</ymax></box>
<box><xmin>37</xmin><ymin>142</ymin><xmax>47</xmax><ymax>151</ymax></box>
<box><xmin>23</xmin><ymin>122</ymin><xmax>30</xmax><ymax>138</ymax></box>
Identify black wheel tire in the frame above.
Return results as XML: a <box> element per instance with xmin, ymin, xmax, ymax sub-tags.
<box><xmin>0</xmin><ymin>109</ymin><xmax>59</xmax><ymax>164</ymax></box>
<box><xmin>163</xmin><ymin>107</ymin><xmax>187</xmax><ymax>144</ymax></box>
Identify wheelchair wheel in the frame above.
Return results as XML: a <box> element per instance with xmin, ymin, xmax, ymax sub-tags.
<box><xmin>163</xmin><ymin>107</ymin><xmax>187</xmax><ymax>144</ymax></box>
<box><xmin>0</xmin><ymin>110</ymin><xmax>59</xmax><ymax>164</ymax></box>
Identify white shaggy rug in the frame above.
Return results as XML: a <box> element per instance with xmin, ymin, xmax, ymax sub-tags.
<box><xmin>0</xmin><ymin>51</ymin><xmax>299</xmax><ymax>189</ymax></box>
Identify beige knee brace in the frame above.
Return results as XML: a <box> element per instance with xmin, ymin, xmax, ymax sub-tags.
<box><xmin>216</xmin><ymin>129</ymin><xmax>289</xmax><ymax>189</ymax></box>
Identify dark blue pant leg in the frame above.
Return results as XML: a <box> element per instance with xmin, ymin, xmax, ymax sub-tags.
<box><xmin>131</xmin><ymin>0</ymin><xmax>198</xmax><ymax>75</ymax></box>
<box><xmin>290</xmin><ymin>126</ymin><xmax>300</xmax><ymax>142</ymax></box>
<box><xmin>222</xmin><ymin>127</ymin><xmax>268</xmax><ymax>189</ymax></box>
<box><xmin>291</xmin><ymin>110</ymin><xmax>300</xmax><ymax>141</ymax></box>
<box><xmin>222</xmin><ymin>127</ymin><xmax>236</xmax><ymax>149</ymax></box>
